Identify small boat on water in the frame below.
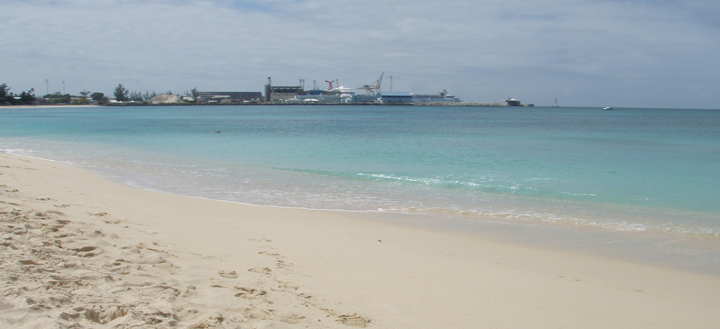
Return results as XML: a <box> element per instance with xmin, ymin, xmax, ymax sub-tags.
<box><xmin>602</xmin><ymin>106</ymin><xmax>613</xmax><ymax>111</ymax></box>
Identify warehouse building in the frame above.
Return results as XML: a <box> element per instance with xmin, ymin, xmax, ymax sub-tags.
<box><xmin>264</xmin><ymin>78</ymin><xmax>304</xmax><ymax>102</ymax></box>
<box><xmin>197</xmin><ymin>91</ymin><xmax>262</xmax><ymax>104</ymax></box>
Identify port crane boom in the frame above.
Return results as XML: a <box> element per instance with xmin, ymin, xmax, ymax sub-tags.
<box><xmin>358</xmin><ymin>72</ymin><xmax>384</xmax><ymax>95</ymax></box>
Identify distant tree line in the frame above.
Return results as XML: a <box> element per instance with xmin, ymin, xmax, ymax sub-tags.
<box><xmin>0</xmin><ymin>83</ymin><xmax>37</xmax><ymax>105</ymax></box>
<box><xmin>2</xmin><ymin>82</ymin><xmax>200</xmax><ymax>106</ymax></box>
<box><xmin>113</xmin><ymin>84</ymin><xmax>160</xmax><ymax>102</ymax></box>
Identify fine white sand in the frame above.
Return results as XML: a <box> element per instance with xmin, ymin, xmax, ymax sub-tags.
<box><xmin>2</xmin><ymin>153</ymin><xmax>720</xmax><ymax>328</ymax></box>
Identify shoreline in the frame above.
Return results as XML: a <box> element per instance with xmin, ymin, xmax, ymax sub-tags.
<box><xmin>0</xmin><ymin>103</ymin><xmax>526</xmax><ymax>108</ymax></box>
<box><xmin>363</xmin><ymin>210</ymin><xmax>720</xmax><ymax>274</ymax></box>
<box><xmin>2</xmin><ymin>153</ymin><xmax>720</xmax><ymax>328</ymax></box>
<box><xmin>0</xmin><ymin>104</ymin><xmax>101</xmax><ymax>109</ymax></box>
<box><xmin>9</xmin><ymin>148</ymin><xmax>719</xmax><ymax>275</ymax></box>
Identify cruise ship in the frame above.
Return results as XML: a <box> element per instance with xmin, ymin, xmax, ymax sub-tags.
<box><xmin>411</xmin><ymin>90</ymin><xmax>462</xmax><ymax>103</ymax></box>
<box><xmin>291</xmin><ymin>80</ymin><xmax>356</xmax><ymax>104</ymax></box>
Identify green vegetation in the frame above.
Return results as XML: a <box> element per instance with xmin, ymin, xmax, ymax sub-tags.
<box><xmin>1</xmin><ymin>83</ymin><xmax>37</xmax><ymax>105</ymax></box>
<box><xmin>43</xmin><ymin>92</ymin><xmax>71</xmax><ymax>104</ymax></box>
<box><xmin>91</xmin><ymin>92</ymin><xmax>109</xmax><ymax>105</ymax></box>
<box><xmin>2</xmin><ymin>82</ymin><xmax>202</xmax><ymax>106</ymax></box>
<box><xmin>114</xmin><ymin>84</ymin><xmax>129</xmax><ymax>102</ymax></box>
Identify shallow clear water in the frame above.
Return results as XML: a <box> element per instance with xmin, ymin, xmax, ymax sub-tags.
<box><xmin>1</xmin><ymin>105</ymin><xmax>719</xmax><ymax>243</ymax></box>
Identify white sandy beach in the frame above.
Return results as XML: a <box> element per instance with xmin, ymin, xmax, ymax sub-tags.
<box><xmin>2</xmin><ymin>152</ymin><xmax>720</xmax><ymax>328</ymax></box>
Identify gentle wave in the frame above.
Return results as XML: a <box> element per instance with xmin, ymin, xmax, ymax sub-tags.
<box><xmin>3</xmin><ymin>105</ymin><xmax>720</xmax><ymax>244</ymax></box>
<box><xmin>3</xmin><ymin>142</ymin><xmax>719</xmax><ymax>240</ymax></box>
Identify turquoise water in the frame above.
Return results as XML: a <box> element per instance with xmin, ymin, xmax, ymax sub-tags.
<box><xmin>2</xmin><ymin>106</ymin><xmax>719</xmax><ymax>242</ymax></box>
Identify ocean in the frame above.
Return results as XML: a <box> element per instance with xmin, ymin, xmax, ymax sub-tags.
<box><xmin>2</xmin><ymin>105</ymin><xmax>719</xmax><ymax>271</ymax></box>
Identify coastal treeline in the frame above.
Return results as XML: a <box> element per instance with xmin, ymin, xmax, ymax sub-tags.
<box><xmin>0</xmin><ymin>83</ymin><xmax>36</xmax><ymax>105</ymax></box>
<box><xmin>113</xmin><ymin>83</ymin><xmax>162</xmax><ymax>103</ymax></box>
<box><xmin>2</xmin><ymin>82</ymin><xmax>199</xmax><ymax>106</ymax></box>
<box><xmin>1</xmin><ymin>82</ymin><xmax>99</xmax><ymax>105</ymax></box>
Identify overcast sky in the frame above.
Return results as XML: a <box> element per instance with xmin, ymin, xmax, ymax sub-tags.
<box><xmin>2</xmin><ymin>0</ymin><xmax>719</xmax><ymax>108</ymax></box>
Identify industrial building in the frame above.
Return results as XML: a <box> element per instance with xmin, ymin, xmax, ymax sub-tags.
<box><xmin>264</xmin><ymin>78</ymin><xmax>304</xmax><ymax>102</ymax></box>
<box><xmin>197</xmin><ymin>91</ymin><xmax>262</xmax><ymax>104</ymax></box>
<box><xmin>262</xmin><ymin>75</ymin><xmax>464</xmax><ymax>105</ymax></box>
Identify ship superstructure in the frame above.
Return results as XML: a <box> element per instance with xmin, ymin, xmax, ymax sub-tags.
<box><xmin>292</xmin><ymin>79</ymin><xmax>356</xmax><ymax>103</ymax></box>
<box><xmin>272</xmin><ymin>74</ymin><xmax>463</xmax><ymax>105</ymax></box>
<box><xmin>411</xmin><ymin>89</ymin><xmax>462</xmax><ymax>103</ymax></box>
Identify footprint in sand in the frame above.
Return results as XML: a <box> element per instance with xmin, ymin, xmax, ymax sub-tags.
<box><xmin>277</xmin><ymin>312</ymin><xmax>304</xmax><ymax>324</ymax></box>
<box><xmin>258</xmin><ymin>251</ymin><xmax>293</xmax><ymax>268</ymax></box>
<box><xmin>243</xmin><ymin>308</ymin><xmax>273</xmax><ymax>320</ymax></box>
<box><xmin>68</xmin><ymin>245</ymin><xmax>101</xmax><ymax>258</ymax></box>
<box><xmin>248</xmin><ymin>267</ymin><xmax>272</xmax><ymax>274</ymax></box>
<box><xmin>241</xmin><ymin>308</ymin><xmax>304</xmax><ymax>324</ymax></box>
<box><xmin>276</xmin><ymin>260</ymin><xmax>293</xmax><ymax>268</ymax></box>
<box><xmin>279</xmin><ymin>281</ymin><xmax>300</xmax><ymax>291</ymax></box>
<box><xmin>218</xmin><ymin>270</ymin><xmax>238</xmax><ymax>279</ymax></box>
<box><xmin>234</xmin><ymin>286</ymin><xmax>267</xmax><ymax>299</ymax></box>
<box><xmin>338</xmin><ymin>314</ymin><xmax>371</xmax><ymax>328</ymax></box>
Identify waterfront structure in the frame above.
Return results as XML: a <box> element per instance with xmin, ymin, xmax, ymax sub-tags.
<box><xmin>293</xmin><ymin>81</ymin><xmax>356</xmax><ymax>103</ymax></box>
<box><xmin>197</xmin><ymin>91</ymin><xmax>262</xmax><ymax>104</ymax></box>
<box><xmin>411</xmin><ymin>90</ymin><xmax>461</xmax><ymax>103</ymax></box>
<box><xmin>266</xmin><ymin>86</ymin><xmax>303</xmax><ymax>102</ymax></box>
<box><xmin>261</xmin><ymin>76</ymin><xmax>472</xmax><ymax>105</ymax></box>
<box><xmin>264</xmin><ymin>78</ymin><xmax>303</xmax><ymax>102</ymax></box>
<box><xmin>376</xmin><ymin>92</ymin><xmax>413</xmax><ymax>104</ymax></box>
<box><xmin>150</xmin><ymin>94</ymin><xmax>182</xmax><ymax>104</ymax></box>
<box><xmin>352</xmin><ymin>94</ymin><xmax>380</xmax><ymax>103</ymax></box>
<box><xmin>503</xmin><ymin>98</ymin><xmax>522</xmax><ymax>106</ymax></box>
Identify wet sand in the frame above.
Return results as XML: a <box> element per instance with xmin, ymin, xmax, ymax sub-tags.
<box><xmin>2</xmin><ymin>153</ymin><xmax>720</xmax><ymax>328</ymax></box>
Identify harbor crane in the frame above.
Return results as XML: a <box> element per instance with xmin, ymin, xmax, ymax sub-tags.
<box><xmin>358</xmin><ymin>72</ymin><xmax>384</xmax><ymax>95</ymax></box>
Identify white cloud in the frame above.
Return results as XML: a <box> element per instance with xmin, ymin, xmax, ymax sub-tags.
<box><xmin>1</xmin><ymin>0</ymin><xmax>718</xmax><ymax>107</ymax></box>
